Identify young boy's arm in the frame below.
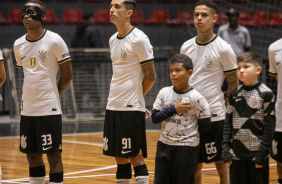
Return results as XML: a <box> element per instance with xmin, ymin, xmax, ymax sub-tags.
<box><xmin>222</xmin><ymin>91</ymin><xmax>235</xmax><ymax>163</ymax></box>
<box><xmin>193</xmin><ymin>96</ymin><xmax>211</xmax><ymax>133</ymax></box>
<box><xmin>255</xmin><ymin>91</ymin><xmax>276</xmax><ymax>166</ymax></box>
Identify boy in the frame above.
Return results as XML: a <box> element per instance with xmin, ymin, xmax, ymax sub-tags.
<box><xmin>151</xmin><ymin>54</ymin><xmax>211</xmax><ymax>184</ymax></box>
<box><xmin>222</xmin><ymin>52</ymin><xmax>275</xmax><ymax>184</ymax></box>
<box><xmin>14</xmin><ymin>0</ymin><xmax>72</xmax><ymax>183</ymax></box>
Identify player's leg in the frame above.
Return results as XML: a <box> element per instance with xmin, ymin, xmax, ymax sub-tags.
<box><xmin>36</xmin><ymin>115</ymin><xmax>63</xmax><ymax>184</ymax></box>
<box><xmin>129</xmin><ymin>155</ymin><xmax>149</xmax><ymax>184</ymax></box>
<box><xmin>195</xmin><ymin>163</ymin><xmax>203</xmax><ymax>184</ymax></box>
<box><xmin>230</xmin><ymin>160</ymin><xmax>247</xmax><ymax>184</ymax></box>
<box><xmin>20</xmin><ymin>116</ymin><xmax>46</xmax><ymax>184</ymax></box>
<box><xmin>153</xmin><ymin>141</ymin><xmax>171</xmax><ymax>184</ymax></box>
<box><xmin>215</xmin><ymin>160</ymin><xmax>230</xmax><ymax>184</ymax></box>
<box><xmin>271</xmin><ymin>132</ymin><xmax>282</xmax><ymax>184</ymax></box>
<box><xmin>115</xmin><ymin>157</ymin><xmax>132</xmax><ymax>184</ymax></box>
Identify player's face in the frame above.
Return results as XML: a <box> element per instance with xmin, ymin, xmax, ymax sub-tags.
<box><xmin>194</xmin><ymin>5</ymin><xmax>217</xmax><ymax>32</ymax></box>
<box><xmin>237</xmin><ymin>61</ymin><xmax>261</xmax><ymax>86</ymax></box>
<box><xmin>110</xmin><ymin>0</ymin><xmax>129</xmax><ymax>25</ymax></box>
<box><xmin>22</xmin><ymin>3</ymin><xmax>44</xmax><ymax>29</ymax></box>
<box><xmin>170</xmin><ymin>63</ymin><xmax>192</xmax><ymax>90</ymax></box>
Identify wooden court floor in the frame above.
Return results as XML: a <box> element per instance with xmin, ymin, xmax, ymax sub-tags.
<box><xmin>0</xmin><ymin>131</ymin><xmax>279</xmax><ymax>184</ymax></box>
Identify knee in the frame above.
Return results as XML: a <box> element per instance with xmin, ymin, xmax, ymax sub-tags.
<box><xmin>27</xmin><ymin>153</ymin><xmax>44</xmax><ymax>167</ymax></box>
<box><xmin>215</xmin><ymin>161</ymin><xmax>229</xmax><ymax>177</ymax></box>
<box><xmin>47</xmin><ymin>151</ymin><xmax>62</xmax><ymax>167</ymax></box>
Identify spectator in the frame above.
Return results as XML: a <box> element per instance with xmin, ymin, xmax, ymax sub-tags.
<box><xmin>0</xmin><ymin>49</ymin><xmax>6</xmax><ymax>102</ymax></box>
<box><xmin>71</xmin><ymin>13</ymin><xmax>103</xmax><ymax>48</ymax></box>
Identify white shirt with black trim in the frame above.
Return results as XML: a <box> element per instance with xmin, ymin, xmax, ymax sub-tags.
<box><xmin>14</xmin><ymin>29</ymin><xmax>71</xmax><ymax>116</ymax></box>
<box><xmin>106</xmin><ymin>27</ymin><xmax>154</xmax><ymax>112</ymax></box>
<box><xmin>268</xmin><ymin>38</ymin><xmax>282</xmax><ymax>132</ymax></box>
<box><xmin>153</xmin><ymin>86</ymin><xmax>211</xmax><ymax>146</ymax></box>
<box><xmin>0</xmin><ymin>49</ymin><xmax>3</xmax><ymax>62</ymax></box>
<box><xmin>180</xmin><ymin>36</ymin><xmax>237</xmax><ymax>122</ymax></box>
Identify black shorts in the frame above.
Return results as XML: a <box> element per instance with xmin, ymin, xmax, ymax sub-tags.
<box><xmin>154</xmin><ymin>141</ymin><xmax>199</xmax><ymax>184</ymax></box>
<box><xmin>199</xmin><ymin>120</ymin><xmax>223</xmax><ymax>163</ymax></box>
<box><xmin>20</xmin><ymin>115</ymin><xmax>62</xmax><ymax>154</ymax></box>
<box><xmin>230</xmin><ymin>159</ymin><xmax>269</xmax><ymax>184</ymax></box>
<box><xmin>103</xmin><ymin>110</ymin><xmax>147</xmax><ymax>158</ymax></box>
<box><xmin>271</xmin><ymin>132</ymin><xmax>282</xmax><ymax>163</ymax></box>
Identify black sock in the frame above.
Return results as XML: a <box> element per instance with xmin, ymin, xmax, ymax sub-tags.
<box><xmin>29</xmin><ymin>165</ymin><xmax>45</xmax><ymax>177</ymax></box>
<box><xmin>49</xmin><ymin>172</ymin><xmax>63</xmax><ymax>183</ymax></box>
<box><xmin>117</xmin><ymin>163</ymin><xmax>132</xmax><ymax>179</ymax></box>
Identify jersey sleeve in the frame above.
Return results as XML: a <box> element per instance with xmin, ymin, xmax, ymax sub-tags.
<box><xmin>53</xmin><ymin>35</ymin><xmax>71</xmax><ymax>64</ymax></box>
<box><xmin>0</xmin><ymin>49</ymin><xmax>3</xmax><ymax>62</ymax></box>
<box><xmin>221</xmin><ymin>46</ymin><xmax>237</xmax><ymax>73</ymax></box>
<box><xmin>134</xmin><ymin>35</ymin><xmax>154</xmax><ymax>64</ymax></box>
<box><xmin>13</xmin><ymin>45</ymin><xmax>22</xmax><ymax>68</ymax></box>
<box><xmin>268</xmin><ymin>45</ymin><xmax>277</xmax><ymax>76</ymax></box>
<box><xmin>152</xmin><ymin>88</ymin><xmax>165</xmax><ymax>111</ymax></box>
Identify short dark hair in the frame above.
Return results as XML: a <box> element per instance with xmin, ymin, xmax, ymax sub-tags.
<box><xmin>237</xmin><ymin>52</ymin><xmax>262</xmax><ymax>67</ymax></box>
<box><xmin>169</xmin><ymin>54</ymin><xmax>193</xmax><ymax>71</ymax></box>
<box><xmin>195</xmin><ymin>0</ymin><xmax>218</xmax><ymax>14</ymax></box>
<box><xmin>124</xmin><ymin>0</ymin><xmax>136</xmax><ymax>11</ymax></box>
<box><xmin>26</xmin><ymin>0</ymin><xmax>47</xmax><ymax>13</ymax></box>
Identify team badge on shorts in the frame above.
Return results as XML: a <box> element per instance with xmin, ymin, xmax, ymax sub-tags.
<box><xmin>120</xmin><ymin>48</ymin><xmax>128</xmax><ymax>60</ymax></box>
<box><xmin>21</xmin><ymin>135</ymin><xmax>27</xmax><ymax>149</ymax></box>
<box><xmin>203</xmin><ymin>56</ymin><xmax>215</xmax><ymax>68</ymax></box>
<box><xmin>103</xmin><ymin>137</ymin><xmax>108</xmax><ymax>151</ymax></box>
<box><xmin>272</xmin><ymin>140</ymin><xmax>278</xmax><ymax>155</ymax></box>
<box><xmin>38</xmin><ymin>50</ymin><xmax>48</xmax><ymax>62</ymax></box>
<box><xmin>249</xmin><ymin>96</ymin><xmax>261</xmax><ymax>108</ymax></box>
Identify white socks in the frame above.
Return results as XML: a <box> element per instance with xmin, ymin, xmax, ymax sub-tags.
<box><xmin>29</xmin><ymin>176</ymin><xmax>45</xmax><ymax>184</ymax></box>
<box><xmin>116</xmin><ymin>178</ymin><xmax>132</xmax><ymax>184</ymax></box>
<box><xmin>135</xmin><ymin>176</ymin><xmax>149</xmax><ymax>184</ymax></box>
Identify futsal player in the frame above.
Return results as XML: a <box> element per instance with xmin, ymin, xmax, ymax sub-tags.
<box><xmin>268</xmin><ymin>38</ymin><xmax>282</xmax><ymax>184</ymax></box>
<box><xmin>13</xmin><ymin>0</ymin><xmax>73</xmax><ymax>183</ymax></box>
<box><xmin>102</xmin><ymin>0</ymin><xmax>156</xmax><ymax>183</ymax></box>
<box><xmin>180</xmin><ymin>0</ymin><xmax>238</xmax><ymax>183</ymax></box>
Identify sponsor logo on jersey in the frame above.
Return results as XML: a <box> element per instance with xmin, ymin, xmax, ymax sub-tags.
<box><xmin>203</xmin><ymin>56</ymin><xmax>215</xmax><ymax>68</ymax></box>
<box><xmin>249</xmin><ymin>96</ymin><xmax>261</xmax><ymax>108</ymax></box>
<box><xmin>38</xmin><ymin>50</ymin><xmax>48</xmax><ymax>62</ymax></box>
<box><xmin>120</xmin><ymin>48</ymin><xmax>128</xmax><ymax>60</ymax></box>
<box><xmin>121</xmin><ymin>150</ymin><xmax>132</xmax><ymax>154</ymax></box>
<box><xmin>103</xmin><ymin>137</ymin><xmax>109</xmax><ymax>151</ymax></box>
<box><xmin>43</xmin><ymin>146</ymin><xmax>52</xmax><ymax>151</ymax></box>
<box><xmin>207</xmin><ymin>154</ymin><xmax>216</xmax><ymax>160</ymax></box>
<box><xmin>21</xmin><ymin>135</ymin><xmax>27</xmax><ymax>149</ymax></box>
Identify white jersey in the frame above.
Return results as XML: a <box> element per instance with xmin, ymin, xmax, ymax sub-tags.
<box><xmin>0</xmin><ymin>49</ymin><xmax>3</xmax><ymax>62</ymax></box>
<box><xmin>153</xmin><ymin>86</ymin><xmax>211</xmax><ymax>146</ymax></box>
<box><xmin>180</xmin><ymin>36</ymin><xmax>237</xmax><ymax>122</ymax></box>
<box><xmin>14</xmin><ymin>29</ymin><xmax>71</xmax><ymax>116</ymax></box>
<box><xmin>268</xmin><ymin>38</ymin><xmax>282</xmax><ymax>132</ymax></box>
<box><xmin>106</xmin><ymin>27</ymin><xmax>154</xmax><ymax>112</ymax></box>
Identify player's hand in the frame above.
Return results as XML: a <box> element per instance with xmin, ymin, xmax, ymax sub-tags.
<box><xmin>224</xmin><ymin>91</ymin><xmax>228</xmax><ymax>106</ymax></box>
<box><xmin>0</xmin><ymin>94</ymin><xmax>2</xmax><ymax>101</ymax></box>
<box><xmin>255</xmin><ymin>164</ymin><xmax>263</xmax><ymax>168</ymax></box>
<box><xmin>145</xmin><ymin>109</ymin><xmax>151</xmax><ymax>119</ymax></box>
<box><xmin>174</xmin><ymin>97</ymin><xmax>191</xmax><ymax>114</ymax></box>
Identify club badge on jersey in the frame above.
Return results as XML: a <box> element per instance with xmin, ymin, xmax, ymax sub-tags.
<box><xmin>22</xmin><ymin>6</ymin><xmax>45</xmax><ymax>23</ymax></box>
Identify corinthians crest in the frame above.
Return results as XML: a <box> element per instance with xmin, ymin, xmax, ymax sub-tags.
<box><xmin>103</xmin><ymin>137</ymin><xmax>109</xmax><ymax>151</ymax></box>
<box><xmin>21</xmin><ymin>135</ymin><xmax>27</xmax><ymax>149</ymax></box>
<box><xmin>249</xmin><ymin>96</ymin><xmax>261</xmax><ymax>108</ymax></box>
<box><xmin>120</xmin><ymin>48</ymin><xmax>128</xmax><ymax>60</ymax></box>
<box><xmin>203</xmin><ymin>56</ymin><xmax>215</xmax><ymax>68</ymax></box>
<box><xmin>38</xmin><ymin>50</ymin><xmax>48</xmax><ymax>62</ymax></box>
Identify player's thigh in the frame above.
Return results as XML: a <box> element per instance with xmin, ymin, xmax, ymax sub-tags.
<box><xmin>271</xmin><ymin>132</ymin><xmax>282</xmax><ymax>163</ymax></box>
<box><xmin>103</xmin><ymin>110</ymin><xmax>147</xmax><ymax>158</ymax></box>
<box><xmin>20</xmin><ymin>116</ymin><xmax>38</xmax><ymax>153</ymax></box>
<box><xmin>35</xmin><ymin>115</ymin><xmax>62</xmax><ymax>154</ymax></box>
<box><xmin>199</xmin><ymin>120</ymin><xmax>223</xmax><ymax>163</ymax></box>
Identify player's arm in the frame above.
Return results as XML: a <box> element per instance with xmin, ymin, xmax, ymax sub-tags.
<box><xmin>141</xmin><ymin>61</ymin><xmax>156</xmax><ymax>96</ymax></box>
<box><xmin>222</xmin><ymin>92</ymin><xmax>234</xmax><ymax>163</ymax></box>
<box><xmin>0</xmin><ymin>62</ymin><xmax>6</xmax><ymax>87</ymax></box>
<box><xmin>57</xmin><ymin>61</ymin><xmax>73</xmax><ymax>95</ymax></box>
<box><xmin>225</xmin><ymin>70</ymin><xmax>238</xmax><ymax>100</ymax></box>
